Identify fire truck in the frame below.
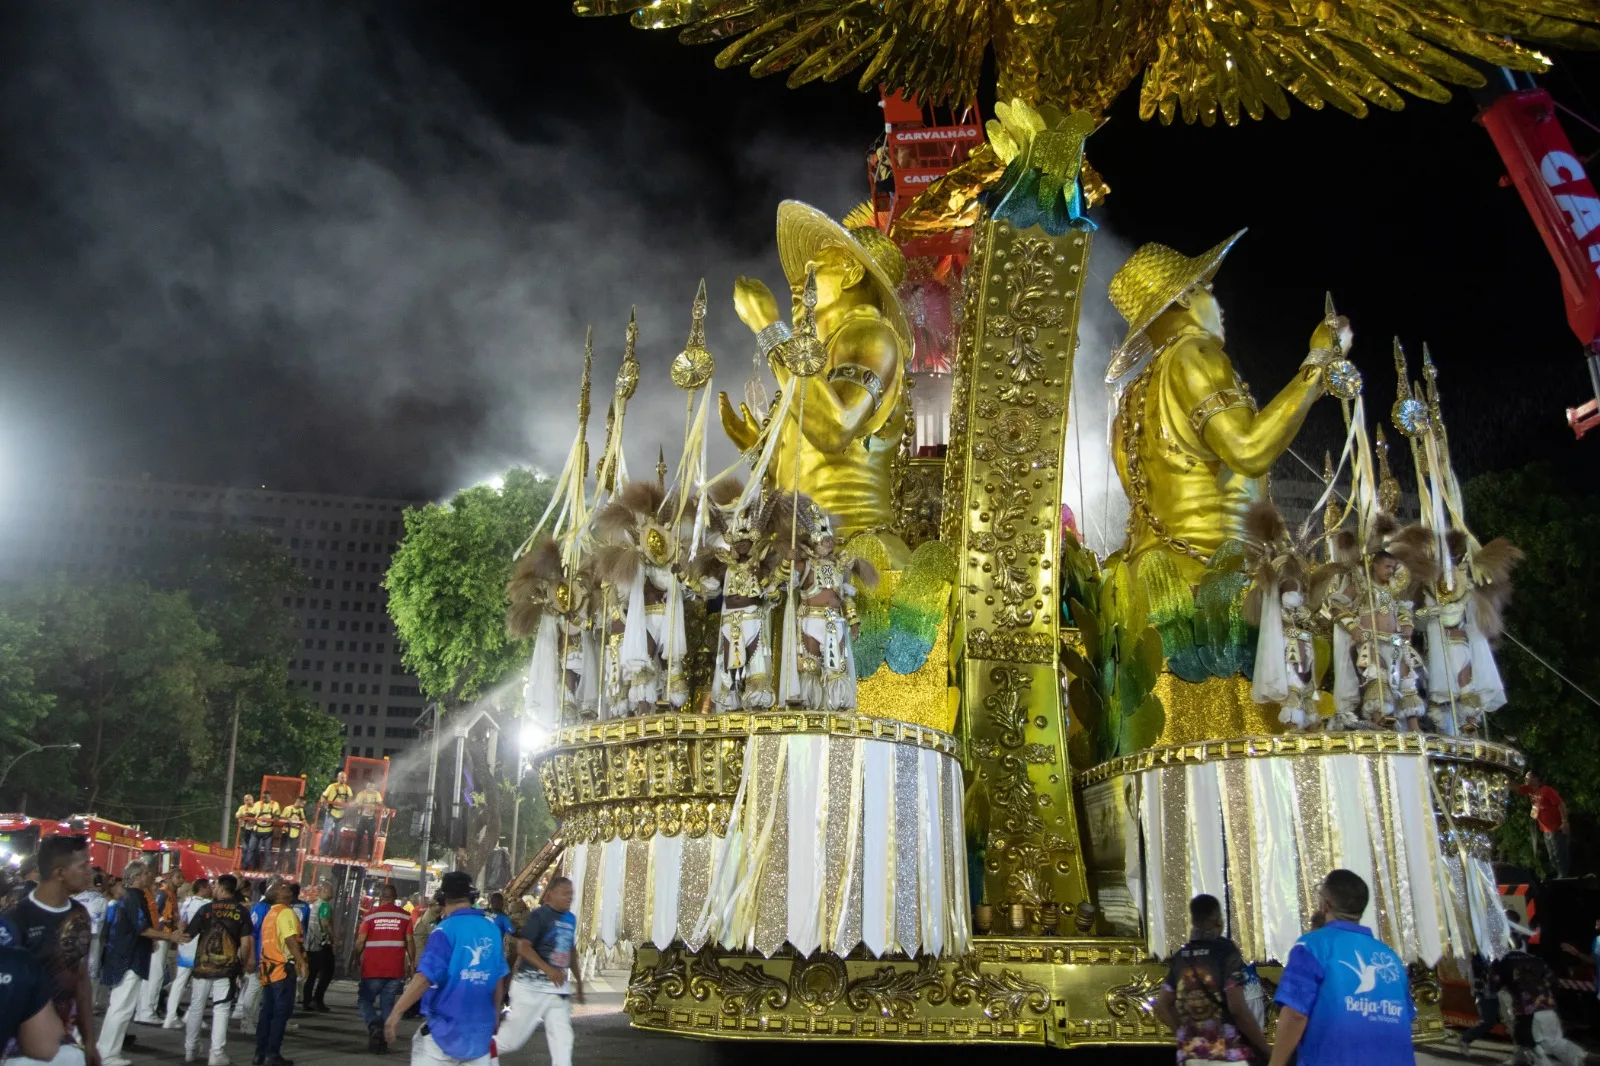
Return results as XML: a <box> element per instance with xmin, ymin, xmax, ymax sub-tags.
<box><xmin>0</xmin><ymin>813</ymin><xmax>154</xmax><ymax>877</ymax></box>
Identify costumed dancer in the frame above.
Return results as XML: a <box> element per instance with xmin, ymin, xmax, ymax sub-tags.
<box><xmin>1244</xmin><ymin>502</ymin><xmax>1322</xmax><ymax>731</ymax></box>
<box><xmin>594</xmin><ymin>480</ymin><xmax>690</xmax><ymax>715</ymax></box>
<box><xmin>787</xmin><ymin>501</ymin><xmax>875</xmax><ymax>710</ymax></box>
<box><xmin>706</xmin><ymin>497</ymin><xmax>781</xmax><ymax>711</ymax></box>
<box><xmin>1389</xmin><ymin>343</ymin><xmax>1523</xmax><ymax>735</ymax></box>
<box><xmin>508</xmin><ymin>537</ymin><xmax>597</xmax><ymax>726</ymax></box>
<box><xmin>1325</xmin><ymin>516</ymin><xmax>1435</xmax><ymax>731</ymax></box>
<box><xmin>594</xmin><ymin>577</ymin><xmax>628</xmax><ymax>719</ymax></box>
<box><xmin>1411</xmin><ymin>528</ymin><xmax>1522</xmax><ymax>734</ymax></box>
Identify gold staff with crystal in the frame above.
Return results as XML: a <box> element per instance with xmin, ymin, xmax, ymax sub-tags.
<box><xmin>596</xmin><ymin>308</ymin><xmax>641</xmax><ymax>499</ymax></box>
<box><xmin>511</xmin><ymin>327</ymin><xmax>597</xmax><ymax>721</ymax></box>
<box><xmin>668</xmin><ymin>278</ymin><xmax>717</xmax><ymax>554</ymax></box>
<box><xmin>772</xmin><ymin>265</ymin><xmax>828</xmax><ymax>706</ymax></box>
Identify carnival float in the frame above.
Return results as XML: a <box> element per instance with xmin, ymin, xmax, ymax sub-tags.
<box><xmin>503</xmin><ymin>0</ymin><xmax>1599</xmax><ymax>1049</ymax></box>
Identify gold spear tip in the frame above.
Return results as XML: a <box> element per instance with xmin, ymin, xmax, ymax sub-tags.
<box><xmin>1324</xmin><ymin>291</ymin><xmax>1336</xmax><ymax>320</ymax></box>
<box><xmin>671</xmin><ymin>278</ymin><xmax>715</xmax><ymax>390</ymax></box>
<box><xmin>578</xmin><ymin>325</ymin><xmax>595</xmax><ymax>424</ymax></box>
<box><xmin>616</xmin><ymin>308</ymin><xmax>641</xmax><ymax>401</ymax></box>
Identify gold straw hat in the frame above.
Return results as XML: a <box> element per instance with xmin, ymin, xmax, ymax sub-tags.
<box><xmin>1105</xmin><ymin>229</ymin><xmax>1245</xmax><ymax>382</ymax></box>
<box><xmin>776</xmin><ymin>200</ymin><xmax>911</xmax><ymax>355</ymax></box>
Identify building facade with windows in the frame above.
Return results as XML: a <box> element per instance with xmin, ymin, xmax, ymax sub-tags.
<box><xmin>0</xmin><ymin>476</ymin><xmax>428</xmax><ymax>766</ymax></box>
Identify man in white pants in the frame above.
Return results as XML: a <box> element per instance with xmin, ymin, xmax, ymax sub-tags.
<box><xmin>98</xmin><ymin>861</ymin><xmax>181</xmax><ymax>1066</ymax></box>
<box><xmin>164</xmin><ymin>878</ymin><xmax>213</xmax><ymax>1028</ymax></box>
<box><xmin>182</xmin><ymin>874</ymin><xmax>253</xmax><ymax>1066</ymax></box>
<box><xmin>496</xmin><ymin>877</ymin><xmax>583</xmax><ymax>1066</ymax></box>
<box><xmin>234</xmin><ymin>882</ymin><xmax>270</xmax><ymax>1035</ymax></box>
<box><xmin>384</xmin><ymin>872</ymin><xmax>508</xmax><ymax>1066</ymax></box>
<box><xmin>73</xmin><ymin>869</ymin><xmax>108</xmax><ymax>1009</ymax></box>
<box><xmin>134</xmin><ymin>870</ymin><xmax>185</xmax><ymax>1025</ymax></box>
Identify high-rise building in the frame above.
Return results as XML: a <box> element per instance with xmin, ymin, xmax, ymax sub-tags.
<box><xmin>0</xmin><ymin>476</ymin><xmax>429</xmax><ymax>767</ymax></box>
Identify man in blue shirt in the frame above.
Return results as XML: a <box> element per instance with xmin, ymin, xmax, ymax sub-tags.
<box><xmin>1268</xmin><ymin>869</ymin><xmax>1415</xmax><ymax>1066</ymax></box>
<box><xmin>497</xmin><ymin>876</ymin><xmax>583</xmax><ymax>1066</ymax></box>
<box><xmin>386</xmin><ymin>871</ymin><xmax>508</xmax><ymax>1066</ymax></box>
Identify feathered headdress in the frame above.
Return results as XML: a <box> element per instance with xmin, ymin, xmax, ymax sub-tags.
<box><xmin>1242</xmin><ymin>500</ymin><xmax>1317</xmax><ymax>625</ymax></box>
<box><xmin>505</xmin><ymin>536</ymin><xmax>564</xmax><ymax>638</ymax></box>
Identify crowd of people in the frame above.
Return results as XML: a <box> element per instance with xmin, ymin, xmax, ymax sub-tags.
<box><xmin>0</xmin><ymin>836</ymin><xmax>582</xmax><ymax>1066</ymax></box>
<box><xmin>233</xmin><ymin>775</ymin><xmax>389</xmax><ymax>874</ymax></box>
<box><xmin>5</xmin><ymin>834</ymin><xmax>1594</xmax><ymax>1066</ymax></box>
<box><xmin>1155</xmin><ymin>869</ymin><xmax>1596</xmax><ymax>1066</ymax></box>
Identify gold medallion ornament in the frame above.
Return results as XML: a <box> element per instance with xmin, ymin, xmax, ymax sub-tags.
<box><xmin>775</xmin><ymin>266</ymin><xmax>828</xmax><ymax>377</ymax></box>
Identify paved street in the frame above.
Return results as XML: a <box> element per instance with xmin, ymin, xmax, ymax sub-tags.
<box><xmin>109</xmin><ymin>976</ymin><xmax>1534</xmax><ymax>1066</ymax></box>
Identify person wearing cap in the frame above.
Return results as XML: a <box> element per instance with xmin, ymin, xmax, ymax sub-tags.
<box><xmin>1106</xmin><ymin>232</ymin><xmax>1351</xmax><ymax>586</ymax></box>
<box><xmin>386</xmin><ymin>872</ymin><xmax>508</xmax><ymax>1066</ymax></box>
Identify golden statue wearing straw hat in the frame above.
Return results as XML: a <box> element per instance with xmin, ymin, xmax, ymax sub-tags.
<box><xmin>1108</xmin><ymin>231</ymin><xmax>1351</xmax><ymax>580</ymax></box>
<box><xmin>720</xmin><ymin>200</ymin><xmax>912</xmax><ymax>562</ymax></box>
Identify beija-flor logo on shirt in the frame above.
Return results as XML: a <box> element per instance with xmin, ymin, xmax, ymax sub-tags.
<box><xmin>460</xmin><ymin>939</ymin><xmax>496</xmax><ymax>983</ymax></box>
<box><xmin>1341</xmin><ymin>948</ymin><xmax>1405</xmax><ymax>1019</ymax></box>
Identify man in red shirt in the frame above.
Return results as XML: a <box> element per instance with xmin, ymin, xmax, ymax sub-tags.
<box><xmin>355</xmin><ymin>883</ymin><xmax>414</xmax><ymax>1054</ymax></box>
<box><xmin>1519</xmin><ymin>771</ymin><xmax>1572</xmax><ymax>879</ymax></box>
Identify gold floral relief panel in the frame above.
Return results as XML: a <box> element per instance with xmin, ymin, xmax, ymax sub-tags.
<box><xmin>953</xmin><ymin>218</ymin><xmax>1094</xmax><ymax>920</ymax></box>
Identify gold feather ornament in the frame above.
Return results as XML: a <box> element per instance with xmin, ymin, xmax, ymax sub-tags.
<box><xmin>577</xmin><ymin>0</ymin><xmax>1600</xmax><ymax>124</ymax></box>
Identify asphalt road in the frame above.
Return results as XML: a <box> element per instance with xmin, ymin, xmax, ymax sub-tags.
<box><xmin>108</xmin><ymin>976</ymin><xmax>1527</xmax><ymax>1066</ymax></box>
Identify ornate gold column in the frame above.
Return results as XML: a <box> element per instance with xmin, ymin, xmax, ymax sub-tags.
<box><xmin>948</xmin><ymin>216</ymin><xmax>1092</xmax><ymax>922</ymax></box>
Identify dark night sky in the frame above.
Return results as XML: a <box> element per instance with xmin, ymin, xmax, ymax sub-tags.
<box><xmin>1</xmin><ymin>0</ymin><xmax>1595</xmax><ymax>505</ymax></box>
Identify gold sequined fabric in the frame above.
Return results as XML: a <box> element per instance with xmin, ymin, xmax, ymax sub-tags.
<box><xmin>556</xmin><ymin>727</ymin><xmax>970</xmax><ymax>959</ymax></box>
<box><xmin>575</xmin><ymin>0</ymin><xmax>1600</xmax><ymax>124</ymax></box>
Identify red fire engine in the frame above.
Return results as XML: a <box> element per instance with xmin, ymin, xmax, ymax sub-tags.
<box><xmin>1</xmin><ymin>812</ymin><xmax>155</xmax><ymax>878</ymax></box>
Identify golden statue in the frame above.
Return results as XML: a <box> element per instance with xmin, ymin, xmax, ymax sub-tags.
<box><xmin>1107</xmin><ymin>232</ymin><xmax>1350</xmax><ymax>581</ymax></box>
<box><xmin>719</xmin><ymin>201</ymin><xmax>912</xmax><ymax>559</ymax></box>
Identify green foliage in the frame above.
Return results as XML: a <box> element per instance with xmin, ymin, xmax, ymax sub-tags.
<box><xmin>137</xmin><ymin>530</ymin><xmax>343</xmax><ymax>792</ymax></box>
<box><xmin>0</xmin><ymin>610</ymin><xmax>52</xmax><ymax>748</ymax></box>
<box><xmin>0</xmin><ymin>529</ymin><xmax>343</xmax><ymax>842</ymax></box>
<box><xmin>385</xmin><ymin>469</ymin><xmax>554</xmax><ymax>705</ymax></box>
<box><xmin>1464</xmin><ymin>464</ymin><xmax>1600</xmax><ymax>874</ymax></box>
<box><xmin>1</xmin><ymin>581</ymin><xmax>219</xmax><ymax>826</ymax></box>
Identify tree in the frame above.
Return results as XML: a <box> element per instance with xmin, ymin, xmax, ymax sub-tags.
<box><xmin>1464</xmin><ymin>464</ymin><xmax>1600</xmax><ymax>874</ymax></box>
<box><xmin>0</xmin><ymin>608</ymin><xmax>53</xmax><ymax>751</ymax></box>
<box><xmin>384</xmin><ymin>468</ymin><xmax>554</xmax><ymax>879</ymax></box>
<box><xmin>385</xmin><ymin>468</ymin><xmax>553</xmax><ymax>705</ymax></box>
<box><xmin>0</xmin><ymin>529</ymin><xmax>344</xmax><ymax>842</ymax></box>
<box><xmin>135</xmin><ymin>529</ymin><xmax>343</xmax><ymax>819</ymax></box>
<box><xmin>0</xmin><ymin>581</ymin><xmax>222</xmax><ymax>823</ymax></box>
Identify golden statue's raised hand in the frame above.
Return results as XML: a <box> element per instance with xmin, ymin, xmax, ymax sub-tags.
<box><xmin>1308</xmin><ymin>314</ymin><xmax>1354</xmax><ymax>367</ymax></box>
<box><xmin>718</xmin><ymin>391</ymin><xmax>762</xmax><ymax>453</ymax></box>
<box><xmin>733</xmin><ymin>276</ymin><xmax>781</xmax><ymax>334</ymax></box>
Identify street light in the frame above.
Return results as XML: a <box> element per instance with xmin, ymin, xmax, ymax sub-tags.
<box><xmin>509</xmin><ymin>722</ymin><xmax>546</xmax><ymax>872</ymax></box>
<box><xmin>0</xmin><ymin>741</ymin><xmax>82</xmax><ymax>790</ymax></box>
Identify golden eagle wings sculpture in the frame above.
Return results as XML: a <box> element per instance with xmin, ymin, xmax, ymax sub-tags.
<box><xmin>575</xmin><ymin>0</ymin><xmax>1600</xmax><ymax>124</ymax></box>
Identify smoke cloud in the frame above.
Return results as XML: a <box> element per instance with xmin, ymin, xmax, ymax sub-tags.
<box><xmin>0</xmin><ymin>1</ymin><xmax>863</xmax><ymax>499</ymax></box>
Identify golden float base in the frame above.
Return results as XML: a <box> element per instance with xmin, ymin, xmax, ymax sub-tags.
<box><xmin>623</xmin><ymin>938</ymin><xmax>1445</xmax><ymax>1047</ymax></box>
